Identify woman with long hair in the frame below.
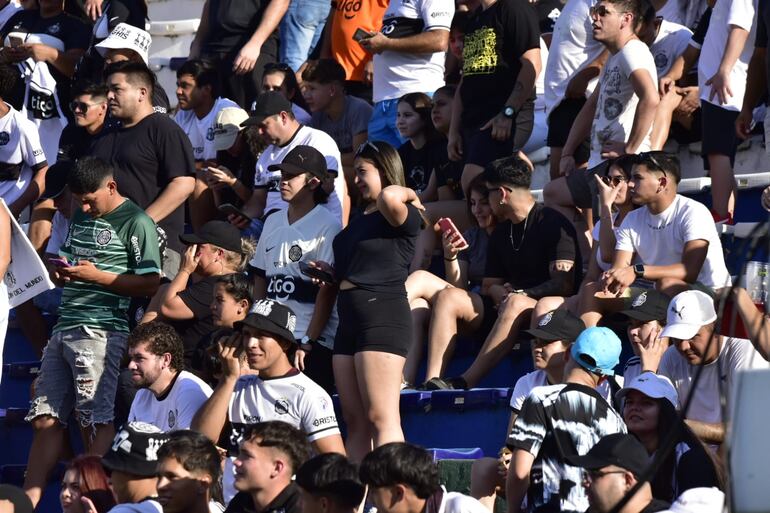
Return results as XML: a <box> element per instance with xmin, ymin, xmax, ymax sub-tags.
<box><xmin>313</xmin><ymin>140</ymin><xmax>423</xmax><ymax>461</ymax></box>
<box><xmin>618</xmin><ymin>373</ymin><xmax>723</xmax><ymax>501</ymax></box>
<box><xmin>60</xmin><ymin>455</ymin><xmax>116</xmax><ymax>513</ymax></box>
<box><xmin>396</xmin><ymin>92</ymin><xmax>443</xmax><ymax>200</ymax></box>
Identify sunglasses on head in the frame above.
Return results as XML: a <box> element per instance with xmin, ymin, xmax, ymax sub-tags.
<box><xmin>265</xmin><ymin>62</ymin><xmax>292</xmax><ymax>73</ymax></box>
<box><xmin>635</xmin><ymin>151</ymin><xmax>668</xmax><ymax>176</ymax></box>
<box><xmin>355</xmin><ymin>141</ymin><xmax>380</xmax><ymax>156</ymax></box>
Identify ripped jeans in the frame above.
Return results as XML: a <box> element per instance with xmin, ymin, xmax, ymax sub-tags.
<box><xmin>26</xmin><ymin>326</ymin><xmax>127</xmax><ymax>429</ymax></box>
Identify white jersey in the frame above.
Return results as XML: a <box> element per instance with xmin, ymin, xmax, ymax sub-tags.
<box><xmin>698</xmin><ymin>0</ymin><xmax>757</xmax><ymax>111</ymax></box>
<box><xmin>439</xmin><ymin>488</ymin><xmax>488</xmax><ymax>513</ymax></box>
<box><xmin>658</xmin><ymin>337</ymin><xmax>769</xmax><ymax>424</ymax></box>
<box><xmin>590</xmin><ymin>39</ymin><xmax>657</xmax><ymax>167</ymax></box>
<box><xmin>174</xmin><ymin>97</ymin><xmax>240</xmax><ymax>161</ymax></box>
<box><xmin>251</xmin><ymin>206</ymin><xmax>341</xmax><ymax>350</ymax></box>
<box><xmin>128</xmin><ymin>371</ymin><xmax>213</xmax><ymax>432</ymax></box>
<box><xmin>508</xmin><ymin>369</ymin><xmax>616</xmax><ymax>412</ymax></box>
<box><xmin>651</xmin><ymin>20</ymin><xmax>693</xmax><ymax>77</ymax></box>
<box><xmin>615</xmin><ymin>194</ymin><xmax>732</xmax><ymax>289</ymax></box>
<box><xmin>254</xmin><ymin>125</ymin><xmax>346</xmax><ymax>224</ymax></box>
<box><xmin>372</xmin><ymin>0</ymin><xmax>453</xmax><ymax>102</ymax></box>
<box><xmin>0</xmin><ymin>103</ymin><xmax>47</xmax><ymax>205</ymax></box>
<box><xmin>544</xmin><ymin>0</ymin><xmax>605</xmax><ymax>117</ymax></box>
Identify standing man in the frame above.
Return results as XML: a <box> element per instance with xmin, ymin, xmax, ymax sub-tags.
<box><xmin>126</xmin><ymin>321</ymin><xmax>212</xmax><ymax>432</ymax></box>
<box><xmin>506</xmin><ymin>327</ymin><xmax>627</xmax><ymax>513</ymax></box>
<box><xmin>189</xmin><ymin>0</ymin><xmax>290</xmax><ymax>109</ymax></box>
<box><xmin>90</xmin><ymin>61</ymin><xmax>196</xmax><ymax>278</ymax></box>
<box><xmin>58</xmin><ymin>82</ymin><xmax>109</xmax><ymax>162</ymax></box>
<box><xmin>358</xmin><ymin>0</ymin><xmax>453</xmax><ymax>147</ymax></box>
<box><xmin>24</xmin><ymin>157</ymin><xmax>162</xmax><ymax>508</ymax></box>
<box><xmin>448</xmin><ymin>0</ymin><xmax>542</xmax><ymax>193</ymax></box>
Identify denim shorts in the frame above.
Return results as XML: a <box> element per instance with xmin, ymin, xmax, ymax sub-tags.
<box><xmin>26</xmin><ymin>326</ymin><xmax>127</xmax><ymax>428</ymax></box>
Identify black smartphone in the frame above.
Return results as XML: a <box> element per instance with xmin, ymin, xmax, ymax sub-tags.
<box><xmin>352</xmin><ymin>28</ymin><xmax>370</xmax><ymax>43</ymax></box>
<box><xmin>218</xmin><ymin>203</ymin><xmax>252</xmax><ymax>222</ymax></box>
<box><xmin>299</xmin><ymin>261</ymin><xmax>335</xmax><ymax>283</ymax></box>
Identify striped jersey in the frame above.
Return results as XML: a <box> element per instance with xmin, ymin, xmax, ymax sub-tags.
<box><xmin>507</xmin><ymin>383</ymin><xmax>626</xmax><ymax>513</ymax></box>
<box><xmin>56</xmin><ymin>199</ymin><xmax>161</xmax><ymax>334</ymax></box>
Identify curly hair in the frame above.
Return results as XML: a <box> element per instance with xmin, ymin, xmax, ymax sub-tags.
<box><xmin>127</xmin><ymin>321</ymin><xmax>185</xmax><ymax>372</ymax></box>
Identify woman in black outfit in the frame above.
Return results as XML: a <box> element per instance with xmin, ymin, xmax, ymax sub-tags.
<box><xmin>315</xmin><ymin>140</ymin><xmax>423</xmax><ymax>461</ymax></box>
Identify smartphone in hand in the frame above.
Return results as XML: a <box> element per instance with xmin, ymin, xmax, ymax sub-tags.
<box><xmin>299</xmin><ymin>261</ymin><xmax>335</xmax><ymax>284</ymax></box>
<box><xmin>438</xmin><ymin>217</ymin><xmax>468</xmax><ymax>250</ymax></box>
<box><xmin>352</xmin><ymin>28</ymin><xmax>370</xmax><ymax>42</ymax></box>
<box><xmin>218</xmin><ymin>203</ymin><xmax>252</xmax><ymax>222</ymax></box>
<box><xmin>47</xmin><ymin>257</ymin><xmax>72</xmax><ymax>268</ymax></box>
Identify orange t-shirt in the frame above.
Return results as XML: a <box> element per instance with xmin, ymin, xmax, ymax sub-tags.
<box><xmin>330</xmin><ymin>0</ymin><xmax>389</xmax><ymax>82</ymax></box>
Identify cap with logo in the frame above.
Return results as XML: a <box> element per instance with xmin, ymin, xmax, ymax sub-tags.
<box><xmin>41</xmin><ymin>160</ymin><xmax>75</xmax><ymax>200</ymax></box>
<box><xmin>660</xmin><ymin>290</ymin><xmax>716</xmax><ymax>340</ymax></box>
<box><xmin>179</xmin><ymin>220</ymin><xmax>243</xmax><ymax>253</ymax></box>
<box><xmin>102</xmin><ymin>422</ymin><xmax>170</xmax><ymax>477</ymax></box>
<box><xmin>616</xmin><ymin>372</ymin><xmax>679</xmax><ymax>409</ymax></box>
<box><xmin>619</xmin><ymin>289</ymin><xmax>670</xmax><ymax>322</ymax></box>
<box><xmin>212</xmin><ymin>107</ymin><xmax>249</xmax><ymax>151</ymax></box>
<box><xmin>235</xmin><ymin>299</ymin><xmax>298</xmax><ymax>345</ymax></box>
<box><xmin>95</xmin><ymin>23</ymin><xmax>152</xmax><ymax>64</ymax></box>
<box><xmin>267</xmin><ymin>145</ymin><xmax>328</xmax><ymax>180</ymax></box>
<box><xmin>241</xmin><ymin>92</ymin><xmax>293</xmax><ymax>127</ymax></box>
<box><xmin>524</xmin><ymin>309</ymin><xmax>586</xmax><ymax>342</ymax></box>
<box><xmin>566</xmin><ymin>433</ymin><xmax>649</xmax><ymax>477</ymax></box>
<box><xmin>571</xmin><ymin>326</ymin><xmax>621</xmax><ymax>376</ymax></box>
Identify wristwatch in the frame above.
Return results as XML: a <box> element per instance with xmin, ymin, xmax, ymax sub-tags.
<box><xmin>502</xmin><ymin>105</ymin><xmax>516</xmax><ymax>119</ymax></box>
<box><xmin>300</xmin><ymin>335</ymin><xmax>315</xmax><ymax>352</ymax></box>
<box><xmin>633</xmin><ymin>264</ymin><xmax>645</xmax><ymax>278</ymax></box>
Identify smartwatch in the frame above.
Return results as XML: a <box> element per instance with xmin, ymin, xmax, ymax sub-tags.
<box><xmin>633</xmin><ymin>264</ymin><xmax>645</xmax><ymax>278</ymax></box>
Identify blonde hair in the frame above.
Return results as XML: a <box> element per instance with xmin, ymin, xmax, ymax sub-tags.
<box><xmin>219</xmin><ymin>237</ymin><xmax>257</xmax><ymax>272</ymax></box>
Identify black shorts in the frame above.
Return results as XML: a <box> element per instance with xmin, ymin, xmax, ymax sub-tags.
<box><xmin>463</xmin><ymin>99</ymin><xmax>535</xmax><ymax>167</ymax></box>
<box><xmin>564</xmin><ymin>160</ymin><xmax>607</xmax><ymax>209</ymax></box>
<box><xmin>701</xmin><ymin>100</ymin><xmax>739</xmax><ymax>166</ymax></box>
<box><xmin>669</xmin><ymin>108</ymin><xmax>702</xmax><ymax>144</ymax></box>
<box><xmin>547</xmin><ymin>98</ymin><xmax>591</xmax><ymax>165</ymax></box>
<box><xmin>334</xmin><ymin>288</ymin><xmax>412</xmax><ymax>357</ymax></box>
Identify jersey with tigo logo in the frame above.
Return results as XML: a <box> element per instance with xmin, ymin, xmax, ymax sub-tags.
<box><xmin>250</xmin><ymin>206</ymin><xmax>341</xmax><ymax>349</ymax></box>
<box><xmin>227</xmin><ymin>369</ymin><xmax>340</xmax><ymax>454</ymax></box>
<box><xmin>56</xmin><ymin>199</ymin><xmax>161</xmax><ymax>334</ymax></box>
<box><xmin>174</xmin><ymin>97</ymin><xmax>240</xmax><ymax>161</ymax></box>
<box><xmin>0</xmin><ymin>103</ymin><xmax>46</xmax><ymax>204</ymax></box>
<box><xmin>329</xmin><ymin>0</ymin><xmax>389</xmax><ymax>81</ymax></box>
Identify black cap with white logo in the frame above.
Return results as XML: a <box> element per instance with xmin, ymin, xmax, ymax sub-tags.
<box><xmin>235</xmin><ymin>299</ymin><xmax>298</xmax><ymax>345</ymax></box>
<box><xmin>241</xmin><ymin>91</ymin><xmax>293</xmax><ymax>126</ymax></box>
<box><xmin>268</xmin><ymin>145</ymin><xmax>328</xmax><ymax>179</ymax></box>
<box><xmin>102</xmin><ymin>422</ymin><xmax>170</xmax><ymax>477</ymax></box>
<box><xmin>524</xmin><ymin>309</ymin><xmax>585</xmax><ymax>342</ymax></box>
<box><xmin>619</xmin><ymin>289</ymin><xmax>669</xmax><ymax>322</ymax></box>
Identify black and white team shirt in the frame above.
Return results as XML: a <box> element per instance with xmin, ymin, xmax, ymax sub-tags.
<box><xmin>0</xmin><ymin>104</ymin><xmax>47</xmax><ymax>205</ymax></box>
<box><xmin>508</xmin><ymin>383</ymin><xmax>626</xmax><ymax>513</ymax></box>
<box><xmin>372</xmin><ymin>0</ymin><xmax>454</xmax><ymax>102</ymax></box>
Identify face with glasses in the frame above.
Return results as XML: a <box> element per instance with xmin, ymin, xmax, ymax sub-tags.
<box><xmin>70</xmin><ymin>94</ymin><xmax>107</xmax><ymax>128</ymax></box>
<box><xmin>583</xmin><ymin>466</ymin><xmax>634</xmax><ymax>513</ymax></box>
<box><xmin>601</xmin><ymin>164</ymin><xmax>630</xmax><ymax>204</ymax></box>
<box><xmin>590</xmin><ymin>1</ymin><xmax>632</xmax><ymax>43</ymax></box>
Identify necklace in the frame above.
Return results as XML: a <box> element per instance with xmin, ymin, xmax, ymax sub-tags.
<box><xmin>509</xmin><ymin>206</ymin><xmax>532</xmax><ymax>251</ymax></box>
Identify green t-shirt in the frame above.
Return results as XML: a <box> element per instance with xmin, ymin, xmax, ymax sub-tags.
<box><xmin>55</xmin><ymin>199</ymin><xmax>161</xmax><ymax>334</ymax></box>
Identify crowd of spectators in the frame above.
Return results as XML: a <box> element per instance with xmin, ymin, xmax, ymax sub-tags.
<box><xmin>0</xmin><ymin>0</ymin><xmax>769</xmax><ymax>511</ymax></box>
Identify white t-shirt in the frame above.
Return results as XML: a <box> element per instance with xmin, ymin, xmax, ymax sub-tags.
<box><xmin>656</xmin><ymin>0</ymin><xmax>686</xmax><ymax>24</ymax></box>
<box><xmin>254</xmin><ymin>125</ymin><xmax>345</xmax><ymax>223</ymax></box>
<box><xmin>174</xmin><ymin>97</ymin><xmax>240</xmax><ymax>161</ymax></box>
<box><xmin>250</xmin><ymin>206</ymin><xmax>341</xmax><ymax>349</ymax></box>
<box><xmin>590</xmin><ymin>39</ymin><xmax>657</xmax><ymax>167</ymax></box>
<box><xmin>698</xmin><ymin>0</ymin><xmax>757</xmax><ymax>111</ymax></box>
<box><xmin>651</xmin><ymin>20</ymin><xmax>693</xmax><ymax>78</ymax></box>
<box><xmin>657</xmin><ymin>337</ymin><xmax>769</xmax><ymax>424</ymax></box>
<box><xmin>372</xmin><ymin>0</ymin><xmax>453</xmax><ymax>102</ymax></box>
<box><xmin>128</xmin><ymin>371</ymin><xmax>213</xmax><ymax>432</ymax></box>
<box><xmin>508</xmin><ymin>369</ymin><xmax>617</xmax><ymax>412</ymax></box>
<box><xmin>439</xmin><ymin>488</ymin><xmax>488</xmax><ymax>513</ymax></box>
<box><xmin>45</xmin><ymin>210</ymin><xmax>69</xmax><ymax>254</ymax></box>
<box><xmin>615</xmin><ymin>195</ymin><xmax>731</xmax><ymax>288</ymax></box>
<box><xmin>544</xmin><ymin>0</ymin><xmax>605</xmax><ymax>117</ymax></box>
<box><xmin>0</xmin><ymin>103</ymin><xmax>47</xmax><ymax>205</ymax></box>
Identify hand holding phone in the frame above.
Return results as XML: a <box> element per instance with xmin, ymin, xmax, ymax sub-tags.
<box><xmin>437</xmin><ymin>217</ymin><xmax>468</xmax><ymax>250</ymax></box>
<box><xmin>47</xmin><ymin>257</ymin><xmax>72</xmax><ymax>268</ymax></box>
<box><xmin>8</xmin><ymin>36</ymin><xmax>23</xmax><ymax>48</ymax></box>
<box><xmin>299</xmin><ymin>261</ymin><xmax>335</xmax><ymax>284</ymax></box>
<box><xmin>218</xmin><ymin>203</ymin><xmax>252</xmax><ymax>222</ymax></box>
<box><xmin>352</xmin><ymin>28</ymin><xmax>371</xmax><ymax>43</ymax></box>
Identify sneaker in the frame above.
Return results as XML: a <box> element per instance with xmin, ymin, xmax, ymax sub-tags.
<box><xmin>422</xmin><ymin>376</ymin><xmax>468</xmax><ymax>390</ymax></box>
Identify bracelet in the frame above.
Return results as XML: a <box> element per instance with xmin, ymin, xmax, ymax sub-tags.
<box><xmin>444</xmin><ymin>256</ymin><xmax>458</xmax><ymax>262</ymax></box>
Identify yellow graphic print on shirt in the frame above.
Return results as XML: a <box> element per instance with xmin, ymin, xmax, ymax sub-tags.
<box><xmin>463</xmin><ymin>27</ymin><xmax>498</xmax><ymax>76</ymax></box>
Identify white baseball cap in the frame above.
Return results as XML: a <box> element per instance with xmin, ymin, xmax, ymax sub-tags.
<box><xmin>212</xmin><ymin>107</ymin><xmax>249</xmax><ymax>151</ymax></box>
<box><xmin>95</xmin><ymin>23</ymin><xmax>152</xmax><ymax>64</ymax></box>
<box><xmin>657</xmin><ymin>487</ymin><xmax>725</xmax><ymax>513</ymax></box>
<box><xmin>616</xmin><ymin>372</ymin><xmax>679</xmax><ymax>409</ymax></box>
<box><xmin>660</xmin><ymin>290</ymin><xmax>717</xmax><ymax>340</ymax></box>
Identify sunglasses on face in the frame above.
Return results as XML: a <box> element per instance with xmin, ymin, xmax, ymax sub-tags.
<box><xmin>601</xmin><ymin>175</ymin><xmax>627</xmax><ymax>186</ymax></box>
<box><xmin>590</xmin><ymin>5</ymin><xmax>620</xmax><ymax>17</ymax></box>
<box><xmin>69</xmin><ymin>101</ymin><xmax>102</xmax><ymax>114</ymax></box>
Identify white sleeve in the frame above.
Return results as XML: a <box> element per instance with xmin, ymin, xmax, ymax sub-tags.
<box><xmin>20</xmin><ymin>120</ymin><xmax>46</xmax><ymax>168</ymax></box>
<box><xmin>420</xmin><ymin>0</ymin><xmax>453</xmax><ymax>30</ymax></box>
<box><xmin>679</xmin><ymin>202</ymin><xmax>719</xmax><ymax>244</ymax></box>
<box><xmin>443</xmin><ymin>493</ymin><xmax>489</xmax><ymax>513</ymax></box>
<box><xmin>315</xmin><ymin>219</ymin><xmax>342</xmax><ymax>266</ymax></box>
<box><xmin>591</xmin><ymin>219</ymin><xmax>602</xmax><ymax>242</ymax></box>
<box><xmin>174</xmin><ymin>381</ymin><xmax>213</xmax><ymax>430</ymax></box>
<box><xmin>620</xmin><ymin>42</ymin><xmax>656</xmax><ymax>81</ymax></box>
<box><xmin>673</xmin><ymin>27</ymin><xmax>694</xmax><ymax>58</ymax></box>
<box><xmin>509</xmin><ymin>373</ymin><xmax>534</xmax><ymax>412</ymax></box>
<box><xmin>727</xmin><ymin>0</ymin><xmax>756</xmax><ymax>32</ymax></box>
<box><xmin>299</xmin><ymin>387</ymin><xmax>341</xmax><ymax>442</ymax></box>
<box><xmin>253</xmin><ymin>156</ymin><xmax>270</xmax><ymax>187</ymax></box>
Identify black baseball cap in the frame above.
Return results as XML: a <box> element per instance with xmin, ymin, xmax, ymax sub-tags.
<box><xmin>566</xmin><ymin>433</ymin><xmax>649</xmax><ymax>477</ymax></box>
<box><xmin>524</xmin><ymin>309</ymin><xmax>586</xmax><ymax>342</ymax></box>
<box><xmin>268</xmin><ymin>145</ymin><xmax>328</xmax><ymax>179</ymax></box>
<box><xmin>41</xmin><ymin>160</ymin><xmax>75</xmax><ymax>200</ymax></box>
<box><xmin>235</xmin><ymin>299</ymin><xmax>298</xmax><ymax>345</ymax></box>
<box><xmin>241</xmin><ymin>91</ymin><xmax>293</xmax><ymax>126</ymax></box>
<box><xmin>620</xmin><ymin>289</ymin><xmax>669</xmax><ymax>322</ymax></box>
<box><xmin>179</xmin><ymin>220</ymin><xmax>243</xmax><ymax>253</ymax></box>
<box><xmin>102</xmin><ymin>422</ymin><xmax>170</xmax><ymax>477</ymax></box>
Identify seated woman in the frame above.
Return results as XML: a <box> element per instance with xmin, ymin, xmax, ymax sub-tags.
<box><xmin>262</xmin><ymin>62</ymin><xmax>312</xmax><ymax>123</ymax></box>
<box><xmin>60</xmin><ymin>455</ymin><xmax>116</xmax><ymax>513</ymax></box>
<box><xmin>618</xmin><ymin>373</ymin><xmax>723</xmax><ymax>501</ymax></box>
<box><xmin>403</xmin><ymin>175</ymin><xmax>495</xmax><ymax>386</ymax></box>
<box><xmin>141</xmin><ymin>220</ymin><xmax>255</xmax><ymax>372</ymax></box>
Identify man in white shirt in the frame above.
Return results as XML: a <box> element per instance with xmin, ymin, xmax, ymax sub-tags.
<box><xmin>126</xmin><ymin>321</ymin><xmax>212</xmax><ymax>432</ymax></box>
<box><xmin>698</xmin><ymin>0</ymin><xmax>757</xmax><ymax>224</ymax></box>
<box><xmin>581</xmin><ymin>151</ymin><xmax>731</xmax><ymax>327</ymax></box>
<box><xmin>358</xmin><ymin>0</ymin><xmax>452</xmax><ymax>147</ymax></box>
<box><xmin>232</xmin><ymin>92</ymin><xmax>349</xmax><ymax>229</ymax></box>
<box><xmin>657</xmin><ymin>290</ymin><xmax>770</xmax><ymax>445</ymax></box>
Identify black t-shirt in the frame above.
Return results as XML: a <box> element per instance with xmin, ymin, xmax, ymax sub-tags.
<box><xmin>756</xmin><ymin>0</ymin><xmax>770</xmax><ymax>88</ymax></box>
<box><xmin>225</xmin><ymin>483</ymin><xmax>302</xmax><ymax>513</ymax></box>
<box><xmin>332</xmin><ymin>204</ymin><xmax>422</xmax><ymax>293</ymax></box>
<box><xmin>398</xmin><ymin>140</ymin><xmax>442</xmax><ymax>193</ymax></box>
<box><xmin>691</xmin><ymin>7</ymin><xmax>711</xmax><ymax>46</ymax></box>
<box><xmin>57</xmin><ymin>124</ymin><xmax>95</xmax><ymax>162</ymax></box>
<box><xmin>485</xmin><ymin>202</ymin><xmax>582</xmax><ymax>295</ymax></box>
<box><xmin>89</xmin><ymin>112</ymin><xmax>196</xmax><ymax>252</ymax></box>
<box><xmin>534</xmin><ymin>0</ymin><xmax>563</xmax><ymax>34</ymax></box>
<box><xmin>172</xmin><ymin>275</ymin><xmax>218</xmax><ymax>370</ymax></box>
<box><xmin>460</xmin><ymin>0</ymin><xmax>540</xmax><ymax>129</ymax></box>
<box><xmin>203</xmin><ymin>0</ymin><xmax>277</xmax><ymax>56</ymax></box>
